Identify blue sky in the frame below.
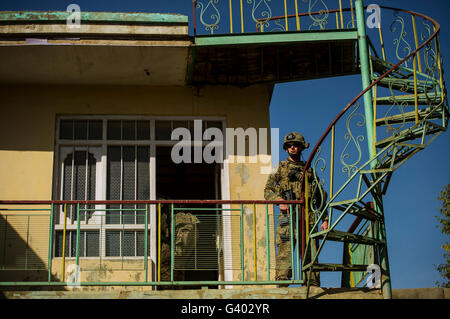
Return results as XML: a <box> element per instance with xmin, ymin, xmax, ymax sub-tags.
<box><xmin>1</xmin><ymin>0</ymin><xmax>449</xmax><ymax>289</ymax></box>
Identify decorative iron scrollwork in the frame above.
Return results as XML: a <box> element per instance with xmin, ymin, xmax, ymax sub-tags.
<box><xmin>196</xmin><ymin>0</ymin><xmax>221</xmax><ymax>34</ymax></box>
<box><xmin>340</xmin><ymin>102</ymin><xmax>365</xmax><ymax>177</ymax></box>
<box><xmin>303</xmin><ymin>0</ymin><xmax>329</xmax><ymax>30</ymax></box>
<box><xmin>384</xmin><ymin>78</ymin><xmax>408</xmax><ymax>134</ymax></box>
<box><xmin>248</xmin><ymin>0</ymin><xmax>272</xmax><ymax>30</ymax></box>
<box><xmin>390</xmin><ymin>11</ymin><xmax>412</xmax><ymax>67</ymax></box>
<box><xmin>310</xmin><ymin>146</ymin><xmax>327</xmax><ymax>214</ymax></box>
<box><xmin>265</xmin><ymin>19</ymin><xmax>286</xmax><ymax>32</ymax></box>
<box><xmin>421</xmin><ymin>20</ymin><xmax>439</xmax><ymax>89</ymax></box>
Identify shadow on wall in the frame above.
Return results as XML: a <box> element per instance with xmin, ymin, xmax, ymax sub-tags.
<box><xmin>0</xmin><ymin>214</ymin><xmax>62</xmax><ymax>291</ymax></box>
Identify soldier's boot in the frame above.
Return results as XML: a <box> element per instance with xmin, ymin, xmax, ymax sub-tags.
<box><xmin>276</xmin><ymin>276</ymin><xmax>290</xmax><ymax>288</ymax></box>
<box><xmin>275</xmin><ymin>264</ymin><xmax>292</xmax><ymax>288</ymax></box>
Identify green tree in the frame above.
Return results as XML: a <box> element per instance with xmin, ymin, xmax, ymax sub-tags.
<box><xmin>435</xmin><ymin>183</ymin><xmax>449</xmax><ymax>288</ymax></box>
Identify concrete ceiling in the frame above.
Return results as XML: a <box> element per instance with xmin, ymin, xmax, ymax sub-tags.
<box><xmin>0</xmin><ymin>11</ymin><xmax>191</xmax><ymax>86</ymax></box>
<box><xmin>0</xmin><ymin>42</ymin><xmax>191</xmax><ymax>86</ymax></box>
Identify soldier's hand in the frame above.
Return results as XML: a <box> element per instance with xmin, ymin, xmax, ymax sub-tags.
<box><xmin>278</xmin><ymin>197</ymin><xmax>289</xmax><ymax>211</ymax></box>
<box><xmin>320</xmin><ymin>220</ymin><xmax>329</xmax><ymax>230</ymax></box>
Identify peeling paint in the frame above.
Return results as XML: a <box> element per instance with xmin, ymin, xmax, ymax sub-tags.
<box><xmin>234</xmin><ymin>163</ymin><xmax>250</xmax><ymax>185</ymax></box>
<box><xmin>0</xmin><ymin>11</ymin><xmax>188</xmax><ymax>24</ymax></box>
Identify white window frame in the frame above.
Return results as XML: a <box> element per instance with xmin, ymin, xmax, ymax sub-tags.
<box><xmin>52</xmin><ymin>115</ymin><xmax>231</xmax><ymax>277</ymax></box>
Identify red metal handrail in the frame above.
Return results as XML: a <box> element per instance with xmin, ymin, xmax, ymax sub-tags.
<box><xmin>0</xmin><ymin>199</ymin><xmax>303</xmax><ymax>205</ymax></box>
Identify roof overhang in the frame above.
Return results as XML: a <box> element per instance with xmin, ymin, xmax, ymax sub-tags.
<box><xmin>0</xmin><ymin>11</ymin><xmax>192</xmax><ymax>86</ymax></box>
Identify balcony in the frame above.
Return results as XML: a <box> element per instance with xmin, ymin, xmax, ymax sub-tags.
<box><xmin>0</xmin><ymin>200</ymin><xmax>293</xmax><ymax>287</ymax></box>
<box><xmin>190</xmin><ymin>0</ymin><xmax>360</xmax><ymax>85</ymax></box>
<box><xmin>0</xmin><ymin>199</ymin><xmax>386</xmax><ymax>299</ymax></box>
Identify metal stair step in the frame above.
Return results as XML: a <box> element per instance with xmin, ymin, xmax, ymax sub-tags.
<box><xmin>375</xmin><ymin>107</ymin><xmax>443</xmax><ymax>126</ymax></box>
<box><xmin>374</xmin><ymin>77</ymin><xmax>435</xmax><ymax>94</ymax></box>
<box><xmin>370</xmin><ymin>56</ymin><xmax>411</xmax><ymax>79</ymax></box>
<box><xmin>375</xmin><ymin>93</ymin><xmax>442</xmax><ymax>105</ymax></box>
<box><xmin>349</xmin><ymin>208</ymin><xmax>383</xmax><ymax>222</ymax></box>
<box><xmin>332</xmin><ymin>204</ymin><xmax>383</xmax><ymax>221</ymax></box>
<box><xmin>370</xmin><ymin>56</ymin><xmax>437</xmax><ymax>83</ymax></box>
<box><xmin>329</xmin><ymin>199</ymin><xmax>357</xmax><ymax>206</ymax></box>
<box><xmin>310</xmin><ymin>229</ymin><xmax>384</xmax><ymax>246</ymax></box>
<box><xmin>303</xmin><ymin>262</ymin><xmax>368</xmax><ymax>272</ymax></box>
<box><xmin>375</xmin><ymin>124</ymin><xmax>444</xmax><ymax>148</ymax></box>
<box><xmin>372</xmin><ymin>144</ymin><xmax>425</xmax><ymax>172</ymax></box>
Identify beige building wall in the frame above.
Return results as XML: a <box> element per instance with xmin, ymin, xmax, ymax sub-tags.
<box><xmin>0</xmin><ymin>83</ymin><xmax>277</xmax><ymax>287</ymax></box>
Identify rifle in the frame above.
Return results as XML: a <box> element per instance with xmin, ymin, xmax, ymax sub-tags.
<box><xmin>280</xmin><ymin>189</ymin><xmax>295</xmax><ymax>212</ymax></box>
<box><xmin>282</xmin><ymin>189</ymin><xmax>295</xmax><ymax>201</ymax></box>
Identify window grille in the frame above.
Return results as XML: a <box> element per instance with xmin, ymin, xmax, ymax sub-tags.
<box><xmin>54</xmin><ymin>117</ymin><xmax>225</xmax><ymax>259</ymax></box>
<box><xmin>56</xmin><ymin>118</ymin><xmax>152</xmax><ymax>258</ymax></box>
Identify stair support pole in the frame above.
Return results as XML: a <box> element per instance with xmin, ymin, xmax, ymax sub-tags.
<box><xmin>355</xmin><ymin>0</ymin><xmax>375</xmax><ymax>160</ymax></box>
<box><xmin>355</xmin><ymin>0</ymin><xmax>392</xmax><ymax>299</ymax></box>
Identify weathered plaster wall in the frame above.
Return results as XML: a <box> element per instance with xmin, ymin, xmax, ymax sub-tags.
<box><xmin>0</xmin><ymin>83</ymin><xmax>275</xmax><ymax>285</ymax></box>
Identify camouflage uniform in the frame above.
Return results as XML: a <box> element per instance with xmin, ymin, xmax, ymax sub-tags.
<box><xmin>264</xmin><ymin>133</ymin><xmax>327</xmax><ymax>287</ymax></box>
<box><xmin>159</xmin><ymin>205</ymin><xmax>200</xmax><ymax>289</ymax></box>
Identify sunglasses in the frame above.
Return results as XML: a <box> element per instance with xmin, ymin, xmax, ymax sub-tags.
<box><xmin>286</xmin><ymin>142</ymin><xmax>301</xmax><ymax>149</ymax></box>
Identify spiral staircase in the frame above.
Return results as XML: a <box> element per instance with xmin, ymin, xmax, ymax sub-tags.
<box><xmin>299</xmin><ymin>4</ymin><xmax>449</xmax><ymax>298</ymax></box>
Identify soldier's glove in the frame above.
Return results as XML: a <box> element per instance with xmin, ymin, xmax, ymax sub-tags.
<box><xmin>288</xmin><ymin>167</ymin><xmax>302</xmax><ymax>181</ymax></box>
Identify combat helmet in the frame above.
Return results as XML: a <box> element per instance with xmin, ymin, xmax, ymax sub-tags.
<box><xmin>283</xmin><ymin>132</ymin><xmax>310</xmax><ymax>150</ymax></box>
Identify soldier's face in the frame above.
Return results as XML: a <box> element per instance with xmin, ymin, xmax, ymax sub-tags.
<box><xmin>286</xmin><ymin>143</ymin><xmax>301</xmax><ymax>156</ymax></box>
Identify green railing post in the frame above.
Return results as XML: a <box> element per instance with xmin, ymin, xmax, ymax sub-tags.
<box><xmin>355</xmin><ymin>0</ymin><xmax>392</xmax><ymax>299</ymax></box>
<box><xmin>252</xmin><ymin>204</ymin><xmax>257</xmax><ymax>281</ymax></box>
<box><xmin>75</xmin><ymin>203</ymin><xmax>81</xmax><ymax>283</ymax></box>
<box><xmin>240</xmin><ymin>204</ymin><xmax>244</xmax><ymax>281</ymax></box>
<box><xmin>121</xmin><ymin>216</ymin><xmax>124</xmax><ymax>270</ymax></box>
<box><xmin>144</xmin><ymin>204</ymin><xmax>149</xmax><ymax>283</ymax></box>
<box><xmin>355</xmin><ymin>0</ymin><xmax>375</xmax><ymax>161</ymax></box>
<box><xmin>47</xmin><ymin>204</ymin><xmax>54</xmax><ymax>282</ymax></box>
<box><xmin>296</xmin><ymin>205</ymin><xmax>300</xmax><ymax>281</ymax></box>
<box><xmin>25</xmin><ymin>215</ymin><xmax>30</xmax><ymax>270</ymax></box>
<box><xmin>289</xmin><ymin>204</ymin><xmax>294</xmax><ymax>280</ymax></box>
<box><xmin>2</xmin><ymin>216</ymin><xmax>7</xmax><ymax>270</ymax></box>
<box><xmin>265</xmin><ymin>204</ymin><xmax>270</xmax><ymax>281</ymax></box>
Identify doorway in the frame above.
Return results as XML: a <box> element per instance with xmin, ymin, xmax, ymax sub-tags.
<box><xmin>156</xmin><ymin>146</ymin><xmax>221</xmax><ymax>286</ymax></box>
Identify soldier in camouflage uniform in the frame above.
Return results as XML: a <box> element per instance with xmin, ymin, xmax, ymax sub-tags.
<box><xmin>159</xmin><ymin>200</ymin><xmax>200</xmax><ymax>289</ymax></box>
<box><xmin>264</xmin><ymin>132</ymin><xmax>328</xmax><ymax>287</ymax></box>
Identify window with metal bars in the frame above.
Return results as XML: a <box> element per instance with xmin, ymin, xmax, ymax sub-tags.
<box><xmin>105</xmin><ymin>230</ymin><xmax>150</xmax><ymax>257</ymax></box>
<box><xmin>55</xmin><ymin>118</ymin><xmax>152</xmax><ymax>258</ymax></box>
<box><xmin>62</xmin><ymin>150</ymin><xmax>97</xmax><ymax>222</ymax></box>
<box><xmin>54</xmin><ymin>231</ymin><xmax>100</xmax><ymax>257</ymax></box>
<box><xmin>53</xmin><ymin>230</ymin><xmax>150</xmax><ymax>257</ymax></box>
<box><xmin>54</xmin><ymin>117</ymin><xmax>225</xmax><ymax>259</ymax></box>
<box><xmin>106</xmin><ymin>145</ymin><xmax>150</xmax><ymax>225</ymax></box>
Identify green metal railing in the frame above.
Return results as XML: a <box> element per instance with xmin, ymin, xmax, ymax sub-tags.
<box><xmin>193</xmin><ymin>0</ymin><xmax>359</xmax><ymax>35</ymax></box>
<box><xmin>0</xmin><ymin>200</ymin><xmax>308</xmax><ymax>288</ymax></box>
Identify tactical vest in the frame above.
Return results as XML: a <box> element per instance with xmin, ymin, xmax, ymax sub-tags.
<box><xmin>276</xmin><ymin>159</ymin><xmax>313</xmax><ymax>200</ymax></box>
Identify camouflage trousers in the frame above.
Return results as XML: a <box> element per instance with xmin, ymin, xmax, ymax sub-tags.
<box><xmin>276</xmin><ymin>209</ymin><xmax>320</xmax><ymax>287</ymax></box>
<box><xmin>159</xmin><ymin>212</ymin><xmax>200</xmax><ymax>289</ymax></box>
